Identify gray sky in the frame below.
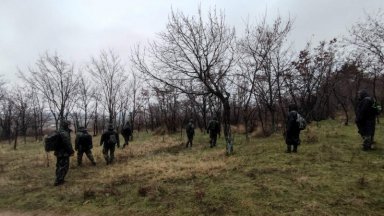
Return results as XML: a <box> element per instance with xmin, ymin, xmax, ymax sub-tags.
<box><xmin>1</xmin><ymin>0</ymin><xmax>383</xmax><ymax>83</ymax></box>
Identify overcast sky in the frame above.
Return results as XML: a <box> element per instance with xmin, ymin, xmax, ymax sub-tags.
<box><xmin>1</xmin><ymin>0</ymin><xmax>383</xmax><ymax>83</ymax></box>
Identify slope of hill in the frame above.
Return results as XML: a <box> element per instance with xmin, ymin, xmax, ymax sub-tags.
<box><xmin>0</xmin><ymin>120</ymin><xmax>383</xmax><ymax>215</ymax></box>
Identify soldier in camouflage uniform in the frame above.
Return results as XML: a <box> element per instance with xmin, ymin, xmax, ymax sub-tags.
<box><xmin>75</xmin><ymin>126</ymin><xmax>96</xmax><ymax>166</ymax></box>
<box><xmin>207</xmin><ymin>117</ymin><xmax>220</xmax><ymax>148</ymax></box>
<box><xmin>285</xmin><ymin>104</ymin><xmax>301</xmax><ymax>153</ymax></box>
<box><xmin>100</xmin><ymin>124</ymin><xmax>120</xmax><ymax>165</ymax></box>
<box><xmin>185</xmin><ymin>119</ymin><xmax>195</xmax><ymax>148</ymax></box>
<box><xmin>355</xmin><ymin>90</ymin><xmax>377</xmax><ymax>151</ymax></box>
<box><xmin>121</xmin><ymin>121</ymin><xmax>132</xmax><ymax>149</ymax></box>
<box><xmin>54</xmin><ymin>120</ymin><xmax>74</xmax><ymax>186</ymax></box>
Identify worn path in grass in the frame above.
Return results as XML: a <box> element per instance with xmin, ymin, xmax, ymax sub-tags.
<box><xmin>0</xmin><ymin>120</ymin><xmax>384</xmax><ymax>215</ymax></box>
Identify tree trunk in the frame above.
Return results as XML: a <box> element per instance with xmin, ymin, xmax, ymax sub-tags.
<box><xmin>220</xmin><ymin>97</ymin><xmax>233</xmax><ymax>154</ymax></box>
<box><xmin>14</xmin><ymin>121</ymin><xmax>19</xmax><ymax>150</ymax></box>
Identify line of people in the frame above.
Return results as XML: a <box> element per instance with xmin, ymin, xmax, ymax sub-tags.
<box><xmin>52</xmin><ymin>89</ymin><xmax>380</xmax><ymax>186</ymax></box>
<box><xmin>52</xmin><ymin>121</ymin><xmax>131</xmax><ymax>186</ymax></box>
<box><xmin>185</xmin><ymin>117</ymin><xmax>220</xmax><ymax>148</ymax></box>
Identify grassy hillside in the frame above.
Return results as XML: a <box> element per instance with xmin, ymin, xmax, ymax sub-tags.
<box><xmin>0</xmin><ymin>119</ymin><xmax>383</xmax><ymax>215</ymax></box>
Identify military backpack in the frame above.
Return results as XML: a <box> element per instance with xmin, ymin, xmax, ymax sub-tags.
<box><xmin>44</xmin><ymin>131</ymin><xmax>62</xmax><ymax>152</ymax></box>
<box><xmin>78</xmin><ymin>133</ymin><xmax>93</xmax><ymax>149</ymax></box>
<box><xmin>108</xmin><ymin>133</ymin><xmax>117</xmax><ymax>145</ymax></box>
<box><xmin>296</xmin><ymin>112</ymin><xmax>307</xmax><ymax>130</ymax></box>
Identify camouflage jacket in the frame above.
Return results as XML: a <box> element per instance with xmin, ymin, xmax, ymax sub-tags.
<box><xmin>75</xmin><ymin>131</ymin><xmax>93</xmax><ymax>151</ymax></box>
<box><xmin>100</xmin><ymin>130</ymin><xmax>120</xmax><ymax>148</ymax></box>
<box><xmin>186</xmin><ymin>122</ymin><xmax>195</xmax><ymax>136</ymax></box>
<box><xmin>207</xmin><ymin>120</ymin><xmax>220</xmax><ymax>135</ymax></box>
<box><xmin>54</xmin><ymin>128</ymin><xmax>74</xmax><ymax>157</ymax></box>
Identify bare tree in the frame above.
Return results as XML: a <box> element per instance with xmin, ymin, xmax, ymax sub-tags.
<box><xmin>88</xmin><ymin>50</ymin><xmax>127</xmax><ymax>125</ymax></box>
<box><xmin>288</xmin><ymin>39</ymin><xmax>338</xmax><ymax>121</ymax></box>
<box><xmin>237</xmin><ymin>15</ymin><xmax>293</xmax><ymax>134</ymax></box>
<box><xmin>332</xmin><ymin>61</ymin><xmax>364</xmax><ymax>125</ymax></box>
<box><xmin>348</xmin><ymin>10</ymin><xmax>384</xmax><ymax>66</ymax></box>
<box><xmin>347</xmin><ymin>10</ymin><xmax>384</xmax><ymax>116</ymax></box>
<box><xmin>19</xmin><ymin>52</ymin><xmax>79</xmax><ymax>129</ymax></box>
<box><xmin>12</xmin><ymin>87</ymin><xmax>31</xmax><ymax>146</ymax></box>
<box><xmin>129</xmin><ymin>71</ymin><xmax>141</xmax><ymax>139</ymax></box>
<box><xmin>76</xmin><ymin>72</ymin><xmax>95</xmax><ymax>128</ymax></box>
<box><xmin>30</xmin><ymin>87</ymin><xmax>48</xmax><ymax>140</ymax></box>
<box><xmin>132</xmin><ymin>8</ymin><xmax>236</xmax><ymax>153</ymax></box>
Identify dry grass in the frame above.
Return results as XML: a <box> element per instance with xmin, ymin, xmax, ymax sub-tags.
<box><xmin>0</xmin><ymin>120</ymin><xmax>384</xmax><ymax>215</ymax></box>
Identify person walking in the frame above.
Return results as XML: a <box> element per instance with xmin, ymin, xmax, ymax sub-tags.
<box><xmin>100</xmin><ymin>124</ymin><xmax>120</xmax><ymax>165</ymax></box>
<box><xmin>207</xmin><ymin>117</ymin><xmax>220</xmax><ymax>148</ymax></box>
<box><xmin>75</xmin><ymin>126</ymin><xmax>96</xmax><ymax>166</ymax></box>
<box><xmin>355</xmin><ymin>90</ymin><xmax>378</xmax><ymax>151</ymax></box>
<box><xmin>54</xmin><ymin>120</ymin><xmax>74</xmax><ymax>186</ymax></box>
<box><xmin>185</xmin><ymin>119</ymin><xmax>195</xmax><ymax>148</ymax></box>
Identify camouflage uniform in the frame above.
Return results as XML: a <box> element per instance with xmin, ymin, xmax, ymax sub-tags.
<box><xmin>121</xmin><ymin>122</ymin><xmax>132</xmax><ymax>148</ymax></box>
<box><xmin>54</xmin><ymin>120</ymin><xmax>74</xmax><ymax>186</ymax></box>
<box><xmin>285</xmin><ymin>104</ymin><xmax>301</xmax><ymax>153</ymax></box>
<box><xmin>185</xmin><ymin>120</ymin><xmax>195</xmax><ymax>148</ymax></box>
<box><xmin>100</xmin><ymin>124</ymin><xmax>120</xmax><ymax>165</ymax></box>
<box><xmin>75</xmin><ymin>127</ymin><xmax>96</xmax><ymax>166</ymax></box>
<box><xmin>207</xmin><ymin>117</ymin><xmax>220</xmax><ymax>148</ymax></box>
<box><xmin>355</xmin><ymin>90</ymin><xmax>377</xmax><ymax>151</ymax></box>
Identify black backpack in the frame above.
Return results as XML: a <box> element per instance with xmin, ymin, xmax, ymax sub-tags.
<box><xmin>212</xmin><ymin>121</ymin><xmax>220</xmax><ymax>133</ymax></box>
<box><xmin>44</xmin><ymin>131</ymin><xmax>62</xmax><ymax>152</ymax></box>
<box><xmin>186</xmin><ymin>123</ymin><xmax>194</xmax><ymax>135</ymax></box>
<box><xmin>108</xmin><ymin>133</ymin><xmax>117</xmax><ymax>145</ymax></box>
<box><xmin>122</xmin><ymin>125</ymin><xmax>132</xmax><ymax>136</ymax></box>
<box><xmin>78</xmin><ymin>133</ymin><xmax>93</xmax><ymax>149</ymax></box>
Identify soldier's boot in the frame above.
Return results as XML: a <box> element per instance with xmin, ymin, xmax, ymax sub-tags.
<box><xmin>86</xmin><ymin>152</ymin><xmax>96</xmax><ymax>166</ymax></box>
<box><xmin>362</xmin><ymin>136</ymin><xmax>372</xmax><ymax>151</ymax></box>
<box><xmin>104</xmin><ymin>155</ymin><xmax>110</xmax><ymax>165</ymax></box>
<box><xmin>77</xmin><ymin>153</ymin><xmax>82</xmax><ymax>166</ymax></box>
<box><xmin>109</xmin><ymin>153</ymin><xmax>115</xmax><ymax>164</ymax></box>
<box><xmin>292</xmin><ymin>145</ymin><xmax>298</xmax><ymax>153</ymax></box>
<box><xmin>103</xmin><ymin>149</ymin><xmax>109</xmax><ymax>164</ymax></box>
<box><xmin>286</xmin><ymin>145</ymin><xmax>292</xmax><ymax>153</ymax></box>
<box><xmin>54</xmin><ymin>181</ymin><xmax>64</xmax><ymax>186</ymax></box>
<box><xmin>210</xmin><ymin>140</ymin><xmax>213</xmax><ymax>148</ymax></box>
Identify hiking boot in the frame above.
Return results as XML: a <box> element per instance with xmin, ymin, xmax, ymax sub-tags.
<box><xmin>292</xmin><ymin>145</ymin><xmax>298</xmax><ymax>153</ymax></box>
<box><xmin>286</xmin><ymin>145</ymin><xmax>292</xmax><ymax>153</ymax></box>
<box><xmin>54</xmin><ymin>181</ymin><xmax>64</xmax><ymax>186</ymax></box>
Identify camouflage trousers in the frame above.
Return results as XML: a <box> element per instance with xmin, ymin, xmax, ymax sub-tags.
<box><xmin>210</xmin><ymin>133</ymin><xmax>218</xmax><ymax>148</ymax></box>
<box><xmin>362</xmin><ymin>135</ymin><xmax>373</xmax><ymax>150</ymax></box>
<box><xmin>55</xmin><ymin>156</ymin><xmax>69</xmax><ymax>184</ymax></box>
<box><xmin>103</xmin><ymin>146</ymin><xmax>115</xmax><ymax>165</ymax></box>
<box><xmin>122</xmin><ymin>135</ymin><xmax>130</xmax><ymax>148</ymax></box>
<box><xmin>77</xmin><ymin>149</ymin><xmax>96</xmax><ymax>166</ymax></box>
<box><xmin>186</xmin><ymin>136</ymin><xmax>193</xmax><ymax>148</ymax></box>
